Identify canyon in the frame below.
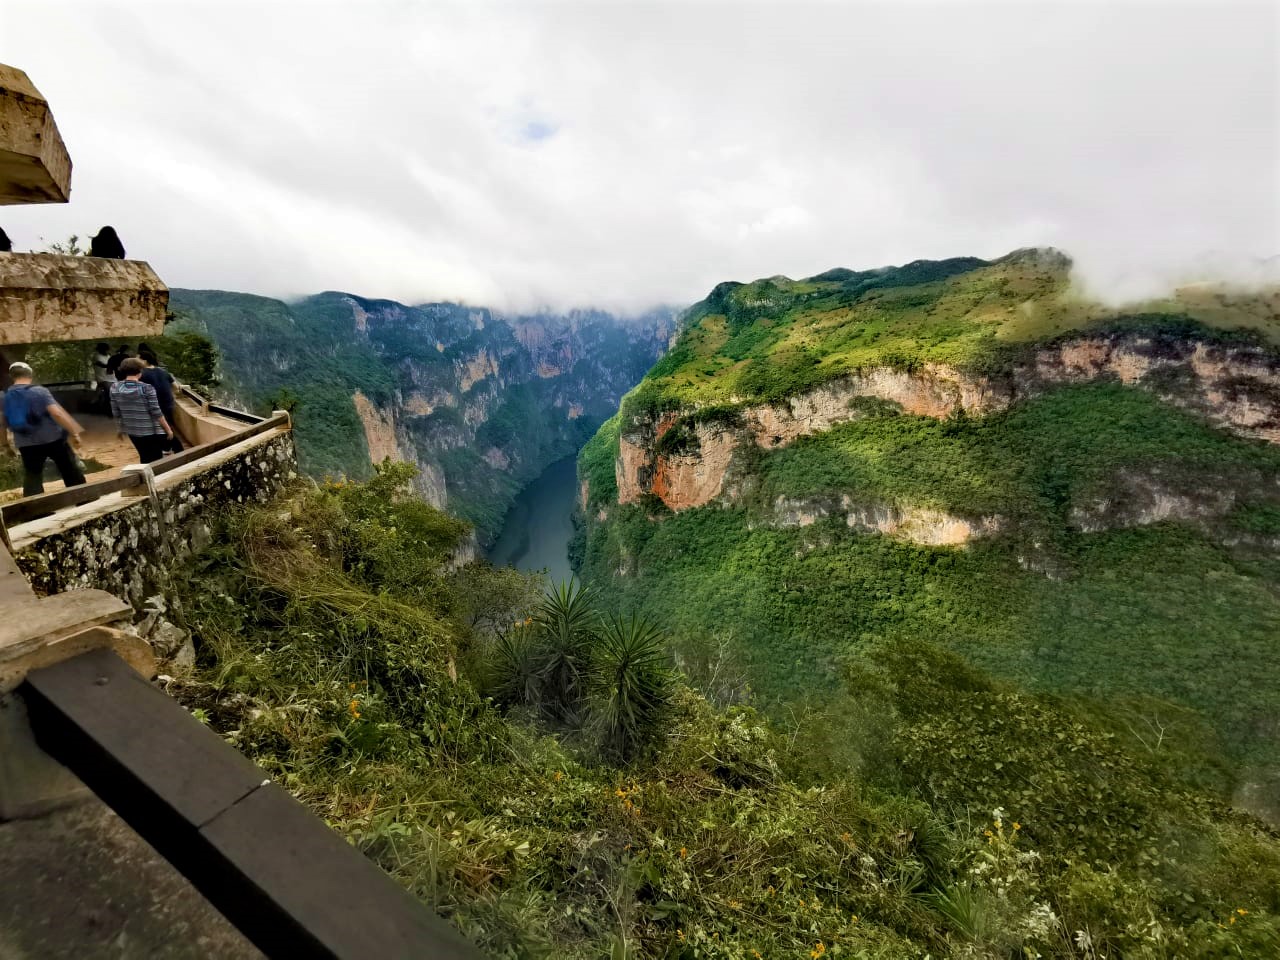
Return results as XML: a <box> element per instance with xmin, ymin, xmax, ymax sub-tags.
<box><xmin>169</xmin><ymin>289</ymin><xmax>677</xmax><ymax>540</ymax></box>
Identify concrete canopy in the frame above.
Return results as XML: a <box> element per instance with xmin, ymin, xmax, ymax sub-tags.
<box><xmin>0</xmin><ymin>64</ymin><xmax>72</xmax><ymax>206</ymax></box>
<box><xmin>0</xmin><ymin>254</ymin><xmax>167</xmax><ymax>346</ymax></box>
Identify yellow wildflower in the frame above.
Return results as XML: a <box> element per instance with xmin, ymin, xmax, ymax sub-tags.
<box><xmin>1238</xmin><ymin>908</ymin><xmax>1249</xmax><ymax>916</ymax></box>
<box><xmin>553</xmin><ymin>771</ymin><xmax>563</xmax><ymax>782</ymax></box>
<box><xmin>679</xmin><ymin>847</ymin><xmax>688</xmax><ymax>859</ymax></box>
<box><xmin>1230</xmin><ymin>916</ymin><xmax>1237</xmax><ymax>925</ymax></box>
<box><xmin>984</xmin><ymin>830</ymin><xmax>993</xmax><ymax>838</ymax></box>
<box><xmin>810</xmin><ymin>942</ymin><xmax>826</xmax><ymax>958</ymax></box>
<box><xmin>348</xmin><ymin>699</ymin><xmax>360</xmax><ymax>717</ymax></box>
<box><xmin>1013</xmin><ymin>822</ymin><xmax>1021</xmax><ymax>831</ymax></box>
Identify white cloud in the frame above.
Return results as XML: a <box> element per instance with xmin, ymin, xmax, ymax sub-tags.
<box><xmin>1</xmin><ymin>0</ymin><xmax>1275</xmax><ymax>312</ymax></box>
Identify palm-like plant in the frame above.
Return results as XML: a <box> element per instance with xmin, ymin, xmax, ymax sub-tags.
<box><xmin>490</xmin><ymin>625</ymin><xmax>542</xmax><ymax>710</ymax></box>
<box><xmin>532</xmin><ymin>580</ymin><xmax>600</xmax><ymax>723</ymax></box>
<box><xmin>592</xmin><ymin>613</ymin><xmax>672</xmax><ymax>761</ymax></box>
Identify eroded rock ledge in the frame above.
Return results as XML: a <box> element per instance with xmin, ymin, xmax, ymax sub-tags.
<box><xmin>615</xmin><ymin>332</ymin><xmax>1280</xmax><ymax>512</ymax></box>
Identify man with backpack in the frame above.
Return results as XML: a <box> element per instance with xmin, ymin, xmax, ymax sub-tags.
<box><xmin>3</xmin><ymin>362</ymin><xmax>87</xmax><ymax>496</ymax></box>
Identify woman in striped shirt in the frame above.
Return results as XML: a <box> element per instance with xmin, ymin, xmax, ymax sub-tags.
<box><xmin>110</xmin><ymin>357</ymin><xmax>175</xmax><ymax>464</ymax></box>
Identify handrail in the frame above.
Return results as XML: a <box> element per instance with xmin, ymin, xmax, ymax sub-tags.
<box><xmin>2</xmin><ymin>411</ymin><xmax>290</xmax><ymax>528</ymax></box>
<box><xmin>176</xmin><ymin>383</ymin><xmax>210</xmax><ymax>407</ymax></box>
<box><xmin>150</xmin><ymin>413</ymin><xmax>287</xmax><ymax>477</ymax></box>
<box><xmin>205</xmin><ymin>402</ymin><xmax>262</xmax><ymax>424</ymax></box>
<box><xmin>1</xmin><ymin>473</ymin><xmax>145</xmax><ymax>526</ymax></box>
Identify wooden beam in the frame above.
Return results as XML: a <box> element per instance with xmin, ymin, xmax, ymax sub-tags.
<box><xmin>22</xmin><ymin>649</ymin><xmax>481</xmax><ymax>960</ymax></box>
<box><xmin>0</xmin><ymin>542</ymin><xmax>33</xmax><ymax>602</ymax></box>
<box><xmin>0</xmin><ymin>590</ymin><xmax>132</xmax><ymax>658</ymax></box>
<box><xmin>0</xmin><ymin>472</ymin><xmax>143</xmax><ymax>527</ymax></box>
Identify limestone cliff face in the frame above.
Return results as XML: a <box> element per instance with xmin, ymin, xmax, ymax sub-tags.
<box><xmin>614</xmin><ymin>331</ymin><xmax>1280</xmax><ymax>523</ymax></box>
<box><xmin>170</xmin><ymin>288</ymin><xmax>676</xmax><ymax>542</ymax></box>
<box><xmin>348</xmin><ymin>299</ymin><xmax>676</xmax><ymax>539</ymax></box>
<box><xmin>352</xmin><ymin>390</ymin><xmax>447</xmax><ymax>507</ymax></box>
<box><xmin>769</xmin><ymin>495</ymin><xmax>1005</xmax><ymax>546</ymax></box>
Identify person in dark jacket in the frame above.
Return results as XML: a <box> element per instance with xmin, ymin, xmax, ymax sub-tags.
<box><xmin>138</xmin><ymin>349</ymin><xmax>183</xmax><ymax>453</ymax></box>
<box><xmin>110</xmin><ymin>357</ymin><xmax>174</xmax><ymax>464</ymax></box>
<box><xmin>106</xmin><ymin>344</ymin><xmax>131</xmax><ymax>380</ymax></box>
<box><xmin>0</xmin><ymin>227</ymin><xmax>11</xmax><ymax>252</ymax></box>
<box><xmin>89</xmin><ymin>226</ymin><xmax>125</xmax><ymax>259</ymax></box>
<box><xmin>4</xmin><ymin>361</ymin><xmax>86</xmax><ymax>496</ymax></box>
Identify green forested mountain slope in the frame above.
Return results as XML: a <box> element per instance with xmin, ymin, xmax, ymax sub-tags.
<box><xmin>169</xmin><ymin>289</ymin><xmax>674</xmax><ymax>540</ymax></box>
<box><xmin>173</xmin><ymin>467</ymin><xmax>1280</xmax><ymax>958</ymax></box>
<box><xmin>577</xmin><ymin>249</ymin><xmax>1280</xmax><ymax>821</ymax></box>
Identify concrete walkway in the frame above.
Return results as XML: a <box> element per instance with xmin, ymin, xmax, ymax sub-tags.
<box><xmin>0</xmin><ymin>798</ymin><xmax>261</xmax><ymax>959</ymax></box>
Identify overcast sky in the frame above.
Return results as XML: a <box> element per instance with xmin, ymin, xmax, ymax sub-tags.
<box><xmin>2</xmin><ymin>0</ymin><xmax>1277</xmax><ymax>312</ymax></box>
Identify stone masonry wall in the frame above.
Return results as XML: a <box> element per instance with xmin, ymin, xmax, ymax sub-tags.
<box><xmin>14</xmin><ymin>433</ymin><xmax>297</xmax><ymax>606</ymax></box>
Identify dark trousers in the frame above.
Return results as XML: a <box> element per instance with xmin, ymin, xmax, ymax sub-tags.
<box><xmin>129</xmin><ymin>433</ymin><xmax>169</xmax><ymax>464</ymax></box>
<box><xmin>19</xmin><ymin>438</ymin><xmax>86</xmax><ymax>496</ymax></box>
<box><xmin>160</xmin><ymin>409</ymin><xmax>184</xmax><ymax>453</ymax></box>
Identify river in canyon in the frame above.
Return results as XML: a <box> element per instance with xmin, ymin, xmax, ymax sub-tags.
<box><xmin>487</xmin><ymin>454</ymin><xmax>578</xmax><ymax>585</ymax></box>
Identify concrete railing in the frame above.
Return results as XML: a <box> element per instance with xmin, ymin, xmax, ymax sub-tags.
<box><xmin>0</xmin><ymin>407</ymin><xmax>291</xmax><ymax>531</ymax></box>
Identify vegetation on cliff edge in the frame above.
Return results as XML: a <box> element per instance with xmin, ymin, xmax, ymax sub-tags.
<box><xmin>167</xmin><ymin>466</ymin><xmax>1280</xmax><ymax>958</ymax></box>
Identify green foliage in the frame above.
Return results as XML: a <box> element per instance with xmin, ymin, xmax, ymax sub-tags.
<box><xmin>154</xmin><ymin>330</ymin><xmax>220</xmax><ymax>392</ymax></box>
<box><xmin>578</xmin><ymin>414</ymin><xmax>620</xmax><ymax>508</ymax></box>
<box><xmin>529</xmin><ymin>581</ymin><xmax>600</xmax><ymax>724</ymax></box>
<box><xmin>621</xmin><ymin>248</ymin><xmax>1280</xmax><ymax>415</ymax></box>
<box><xmin>41</xmin><ymin>234</ymin><xmax>84</xmax><ymax>255</ymax></box>
<box><xmin>592</xmin><ymin>614</ymin><xmax>673</xmax><ymax>762</ymax></box>
<box><xmin>166</xmin><ymin>471</ymin><xmax>1280</xmax><ymax>958</ymax></box>
<box><xmin>485</xmin><ymin>585</ymin><xmax>675</xmax><ymax>760</ymax></box>
<box><xmin>20</xmin><ymin>331</ymin><xmax>220</xmax><ymax>391</ymax></box>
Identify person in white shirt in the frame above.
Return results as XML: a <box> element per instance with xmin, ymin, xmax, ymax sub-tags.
<box><xmin>91</xmin><ymin>342</ymin><xmax>112</xmax><ymax>413</ymax></box>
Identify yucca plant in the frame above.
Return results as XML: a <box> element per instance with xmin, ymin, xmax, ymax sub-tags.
<box><xmin>532</xmin><ymin>580</ymin><xmax>599</xmax><ymax>724</ymax></box>
<box><xmin>490</xmin><ymin>625</ymin><xmax>543</xmax><ymax>711</ymax></box>
<box><xmin>591</xmin><ymin>613</ymin><xmax>673</xmax><ymax>761</ymax></box>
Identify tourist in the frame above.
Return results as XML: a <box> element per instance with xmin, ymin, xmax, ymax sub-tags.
<box><xmin>105</xmin><ymin>344</ymin><xmax>131</xmax><ymax>380</ymax></box>
<box><xmin>3</xmin><ymin>362</ymin><xmax>86</xmax><ymax>496</ymax></box>
<box><xmin>91</xmin><ymin>342</ymin><xmax>112</xmax><ymax>412</ymax></box>
<box><xmin>138</xmin><ymin>349</ymin><xmax>183</xmax><ymax>453</ymax></box>
<box><xmin>88</xmin><ymin>226</ymin><xmax>125</xmax><ymax>259</ymax></box>
<box><xmin>110</xmin><ymin>357</ymin><xmax>174</xmax><ymax>464</ymax></box>
<box><xmin>0</xmin><ymin>227</ymin><xmax>11</xmax><ymax>252</ymax></box>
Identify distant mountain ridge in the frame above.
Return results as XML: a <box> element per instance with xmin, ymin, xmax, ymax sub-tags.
<box><xmin>169</xmin><ymin>289</ymin><xmax>677</xmax><ymax>540</ymax></box>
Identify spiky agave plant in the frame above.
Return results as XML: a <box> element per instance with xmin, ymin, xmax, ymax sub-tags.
<box><xmin>490</xmin><ymin>624</ymin><xmax>543</xmax><ymax>711</ymax></box>
<box><xmin>591</xmin><ymin>613</ymin><xmax>672</xmax><ymax>762</ymax></box>
<box><xmin>532</xmin><ymin>580</ymin><xmax>600</xmax><ymax>724</ymax></box>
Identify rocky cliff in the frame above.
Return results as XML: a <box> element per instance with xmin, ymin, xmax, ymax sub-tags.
<box><xmin>615</xmin><ymin>330</ymin><xmax>1280</xmax><ymax>517</ymax></box>
<box><xmin>577</xmin><ymin>249</ymin><xmax>1280</xmax><ymax>822</ymax></box>
<box><xmin>169</xmin><ymin>289</ymin><xmax>676</xmax><ymax>540</ymax></box>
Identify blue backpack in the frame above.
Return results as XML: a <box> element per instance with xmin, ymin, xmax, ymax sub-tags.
<box><xmin>4</xmin><ymin>386</ymin><xmax>42</xmax><ymax>435</ymax></box>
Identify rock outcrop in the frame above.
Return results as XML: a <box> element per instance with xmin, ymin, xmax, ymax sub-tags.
<box><xmin>615</xmin><ymin>331</ymin><xmax>1280</xmax><ymax>515</ymax></box>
